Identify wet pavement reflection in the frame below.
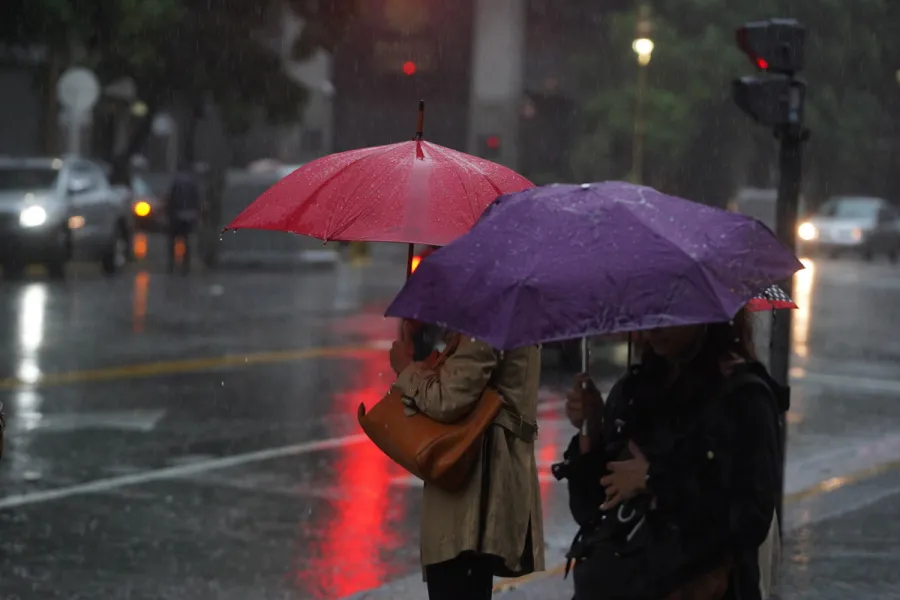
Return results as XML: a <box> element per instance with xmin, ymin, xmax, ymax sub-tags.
<box><xmin>0</xmin><ymin>243</ymin><xmax>898</xmax><ymax>598</ymax></box>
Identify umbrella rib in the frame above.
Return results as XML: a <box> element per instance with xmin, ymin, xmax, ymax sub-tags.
<box><xmin>431</xmin><ymin>144</ymin><xmax>504</xmax><ymax>219</ymax></box>
<box><xmin>286</xmin><ymin>144</ymin><xmax>402</xmax><ymax>241</ymax></box>
<box><xmin>332</xmin><ymin>151</ymin><xmax>409</xmax><ymax>240</ymax></box>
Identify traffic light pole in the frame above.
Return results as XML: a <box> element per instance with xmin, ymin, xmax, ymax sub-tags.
<box><xmin>769</xmin><ymin>129</ymin><xmax>803</xmax><ymax>389</ymax></box>
<box><xmin>769</xmin><ymin>82</ymin><xmax>807</xmax><ymax>533</ymax></box>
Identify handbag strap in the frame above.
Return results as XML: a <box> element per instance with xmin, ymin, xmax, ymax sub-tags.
<box><xmin>433</xmin><ymin>334</ymin><xmax>538</xmax><ymax>443</ymax></box>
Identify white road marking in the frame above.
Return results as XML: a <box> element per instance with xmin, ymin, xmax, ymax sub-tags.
<box><xmin>389</xmin><ymin>473</ymin><xmax>560</xmax><ymax>488</ymax></box>
<box><xmin>0</xmin><ymin>370</ymin><xmax>896</xmax><ymax>510</ymax></box>
<box><xmin>795</xmin><ymin>370</ymin><xmax>900</xmax><ymax>395</ymax></box>
<box><xmin>0</xmin><ymin>433</ymin><xmax>368</xmax><ymax>510</ymax></box>
<box><xmin>8</xmin><ymin>409</ymin><xmax>167</xmax><ymax>435</ymax></box>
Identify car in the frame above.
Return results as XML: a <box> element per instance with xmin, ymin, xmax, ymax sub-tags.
<box><xmin>130</xmin><ymin>174</ymin><xmax>167</xmax><ymax>232</ymax></box>
<box><xmin>797</xmin><ymin>196</ymin><xmax>900</xmax><ymax>262</ymax></box>
<box><xmin>0</xmin><ymin>156</ymin><xmax>134</xmax><ymax>278</ymax></box>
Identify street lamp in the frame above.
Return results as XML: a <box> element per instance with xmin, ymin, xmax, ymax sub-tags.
<box><xmin>632</xmin><ymin>4</ymin><xmax>653</xmax><ymax>185</ymax></box>
<box><xmin>632</xmin><ymin>38</ymin><xmax>655</xmax><ymax>66</ymax></box>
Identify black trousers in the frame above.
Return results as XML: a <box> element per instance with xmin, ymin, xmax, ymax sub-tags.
<box><xmin>425</xmin><ymin>553</ymin><xmax>494</xmax><ymax>600</ymax></box>
<box><xmin>167</xmin><ymin>220</ymin><xmax>194</xmax><ymax>274</ymax></box>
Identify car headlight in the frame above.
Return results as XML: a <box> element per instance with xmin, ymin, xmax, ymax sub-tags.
<box><xmin>19</xmin><ymin>205</ymin><xmax>48</xmax><ymax>228</ymax></box>
<box><xmin>134</xmin><ymin>201</ymin><xmax>152</xmax><ymax>218</ymax></box>
<box><xmin>797</xmin><ymin>222</ymin><xmax>818</xmax><ymax>241</ymax></box>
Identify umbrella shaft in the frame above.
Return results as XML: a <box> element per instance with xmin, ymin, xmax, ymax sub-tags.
<box><xmin>580</xmin><ymin>337</ymin><xmax>590</xmax><ymax>373</ymax></box>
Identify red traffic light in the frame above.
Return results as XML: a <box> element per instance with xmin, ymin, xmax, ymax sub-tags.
<box><xmin>402</xmin><ymin>61</ymin><xmax>417</xmax><ymax>76</ymax></box>
<box><xmin>486</xmin><ymin>135</ymin><xmax>501</xmax><ymax>149</ymax></box>
<box><xmin>735</xmin><ymin>19</ymin><xmax>805</xmax><ymax>74</ymax></box>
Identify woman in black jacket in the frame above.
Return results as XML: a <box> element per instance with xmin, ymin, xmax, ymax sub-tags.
<box><xmin>555</xmin><ymin>309</ymin><xmax>786</xmax><ymax>600</ymax></box>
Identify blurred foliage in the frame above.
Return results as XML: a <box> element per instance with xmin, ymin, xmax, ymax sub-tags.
<box><xmin>571</xmin><ymin>0</ymin><xmax>900</xmax><ymax>205</ymax></box>
<box><xmin>1</xmin><ymin>0</ymin><xmax>357</xmax><ymax>174</ymax></box>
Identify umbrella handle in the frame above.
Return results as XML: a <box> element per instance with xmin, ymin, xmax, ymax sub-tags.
<box><xmin>415</xmin><ymin>100</ymin><xmax>425</xmax><ymax>141</ymax></box>
<box><xmin>580</xmin><ymin>337</ymin><xmax>590</xmax><ymax>374</ymax></box>
<box><xmin>580</xmin><ymin>337</ymin><xmax>592</xmax><ymax>438</ymax></box>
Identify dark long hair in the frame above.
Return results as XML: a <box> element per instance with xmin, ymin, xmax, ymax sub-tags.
<box><xmin>637</xmin><ymin>309</ymin><xmax>757</xmax><ymax>405</ymax></box>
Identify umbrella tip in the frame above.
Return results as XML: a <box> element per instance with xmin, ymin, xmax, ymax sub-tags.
<box><xmin>415</xmin><ymin>100</ymin><xmax>425</xmax><ymax>141</ymax></box>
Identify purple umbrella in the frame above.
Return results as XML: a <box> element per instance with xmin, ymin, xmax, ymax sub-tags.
<box><xmin>385</xmin><ymin>181</ymin><xmax>804</xmax><ymax>350</ymax></box>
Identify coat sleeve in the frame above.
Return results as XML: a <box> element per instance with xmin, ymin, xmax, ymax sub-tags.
<box><xmin>563</xmin><ymin>377</ymin><xmax>627</xmax><ymax>527</ymax></box>
<box><xmin>564</xmin><ymin>434</ymin><xmax>608</xmax><ymax>527</ymax></box>
<box><xmin>394</xmin><ymin>336</ymin><xmax>498</xmax><ymax>423</ymax></box>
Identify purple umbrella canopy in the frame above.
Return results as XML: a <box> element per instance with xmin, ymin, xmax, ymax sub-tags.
<box><xmin>385</xmin><ymin>182</ymin><xmax>804</xmax><ymax>350</ymax></box>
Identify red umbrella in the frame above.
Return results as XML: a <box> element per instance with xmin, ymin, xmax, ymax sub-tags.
<box><xmin>225</xmin><ymin>102</ymin><xmax>533</xmax><ymax>271</ymax></box>
<box><xmin>745</xmin><ymin>284</ymin><xmax>798</xmax><ymax>312</ymax></box>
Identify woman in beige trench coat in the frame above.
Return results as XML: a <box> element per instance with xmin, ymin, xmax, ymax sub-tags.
<box><xmin>390</xmin><ymin>324</ymin><xmax>546</xmax><ymax>600</ymax></box>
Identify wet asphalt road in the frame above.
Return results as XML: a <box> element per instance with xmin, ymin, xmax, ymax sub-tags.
<box><xmin>1</xmin><ymin>239</ymin><xmax>900</xmax><ymax>599</ymax></box>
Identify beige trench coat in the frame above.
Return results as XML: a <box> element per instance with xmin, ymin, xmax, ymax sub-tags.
<box><xmin>395</xmin><ymin>334</ymin><xmax>546</xmax><ymax>578</ymax></box>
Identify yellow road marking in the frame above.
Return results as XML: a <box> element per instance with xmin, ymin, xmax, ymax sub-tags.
<box><xmin>492</xmin><ymin>457</ymin><xmax>900</xmax><ymax>592</ymax></box>
<box><xmin>0</xmin><ymin>344</ymin><xmax>379</xmax><ymax>390</ymax></box>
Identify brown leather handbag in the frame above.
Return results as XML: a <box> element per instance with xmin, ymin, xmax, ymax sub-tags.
<box><xmin>357</xmin><ymin>341</ymin><xmax>533</xmax><ymax>493</ymax></box>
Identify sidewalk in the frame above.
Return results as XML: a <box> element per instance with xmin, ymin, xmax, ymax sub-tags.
<box><xmin>345</xmin><ymin>380</ymin><xmax>900</xmax><ymax>600</ymax></box>
<box><xmin>348</xmin><ymin>460</ymin><xmax>900</xmax><ymax>600</ymax></box>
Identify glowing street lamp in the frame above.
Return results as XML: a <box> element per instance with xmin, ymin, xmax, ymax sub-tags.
<box><xmin>632</xmin><ymin>38</ymin><xmax>655</xmax><ymax>66</ymax></box>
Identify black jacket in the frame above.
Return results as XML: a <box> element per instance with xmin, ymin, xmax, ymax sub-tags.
<box><xmin>559</xmin><ymin>361</ymin><xmax>785</xmax><ymax>600</ymax></box>
<box><xmin>166</xmin><ymin>171</ymin><xmax>202</xmax><ymax>223</ymax></box>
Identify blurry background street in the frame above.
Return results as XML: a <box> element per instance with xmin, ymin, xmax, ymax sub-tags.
<box><xmin>1</xmin><ymin>241</ymin><xmax>899</xmax><ymax>599</ymax></box>
<box><xmin>3</xmin><ymin>0</ymin><xmax>900</xmax><ymax>598</ymax></box>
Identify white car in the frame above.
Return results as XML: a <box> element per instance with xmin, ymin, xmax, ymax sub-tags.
<box><xmin>797</xmin><ymin>196</ymin><xmax>900</xmax><ymax>262</ymax></box>
<box><xmin>0</xmin><ymin>156</ymin><xmax>134</xmax><ymax>278</ymax></box>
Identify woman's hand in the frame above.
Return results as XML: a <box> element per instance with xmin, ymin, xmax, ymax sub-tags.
<box><xmin>600</xmin><ymin>441</ymin><xmax>649</xmax><ymax>510</ymax></box>
<box><xmin>565</xmin><ymin>373</ymin><xmax>603</xmax><ymax>430</ymax></box>
<box><xmin>390</xmin><ymin>321</ymin><xmax>416</xmax><ymax>375</ymax></box>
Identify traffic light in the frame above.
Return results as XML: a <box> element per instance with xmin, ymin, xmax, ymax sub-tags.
<box><xmin>733</xmin><ymin>18</ymin><xmax>807</xmax><ymax>128</ymax></box>
<box><xmin>736</xmin><ymin>19</ymin><xmax>806</xmax><ymax>74</ymax></box>
<box><xmin>732</xmin><ymin>74</ymin><xmax>805</xmax><ymax>127</ymax></box>
<box><xmin>478</xmin><ymin>134</ymin><xmax>501</xmax><ymax>159</ymax></box>
<box><xmin>731</xmin><ymin>18</ymin><xmax>810</xmax><ymax>433</ymax></box>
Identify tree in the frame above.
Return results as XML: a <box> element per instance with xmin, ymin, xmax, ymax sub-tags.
<box><xmin>2</xmin><ymin>0</ymin><xmax>357</xmax><ymax>181</ymax></box>
<box><xmin>569</xmin><ymin>0</ymin><xmax>897</xmax><ymax>205</ymax></box>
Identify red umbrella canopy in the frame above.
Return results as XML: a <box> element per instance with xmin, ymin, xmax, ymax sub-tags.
<box><xmin>225</xmin><ymin>140</ymin><xmax>534</xmax><ymax>246</ymax></box>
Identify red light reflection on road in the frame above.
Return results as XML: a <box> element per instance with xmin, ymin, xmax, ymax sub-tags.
<box><xmin>538</xmin><ymin>433</ymin><xmax>558</xmax><ymax>512</ymax></box>
<box><xmin>298</xmin><ymin>345</ymin><xmax>407</xmax><ymax>598</ymax></box>
<box><xmin>132</xmin><ymin>271</ymin><xmax>149</xmax><ymax>333</ymax></box>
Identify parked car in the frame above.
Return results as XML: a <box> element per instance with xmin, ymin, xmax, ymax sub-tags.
<box><xmin>0</xmin><ymin>156</ymin><xmax>134</xmax><ymax>278</ymax></box>
<box><xmin>797</xmin><ymin>196</ymin><xmax>900</xmax><ymax>262</ymax></box>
